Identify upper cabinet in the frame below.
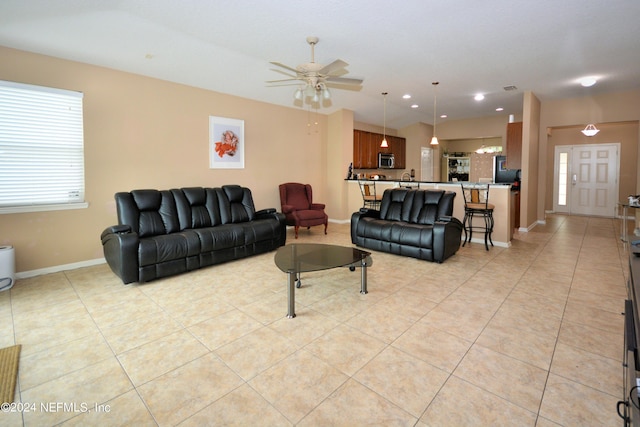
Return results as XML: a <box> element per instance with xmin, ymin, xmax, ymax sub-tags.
<box><xmin>506</xmin><ymin>122</ymin><xmax>522</xmax><ymax>170</ymax></box>
<box><xmin>353</xmin><ymin>130</ymin><xmax>406</xmax><ymax>169</ymax></box>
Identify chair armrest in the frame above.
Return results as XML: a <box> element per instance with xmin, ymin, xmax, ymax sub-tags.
<box><xmin>281</xmin><ymin>204</ymin><xmax>296</xmax><ymax>214</ymax></box>
<box><xmin>310</xmin><ymin>203</ymin><xmax>325</xmax><ymax>210</ymax></box>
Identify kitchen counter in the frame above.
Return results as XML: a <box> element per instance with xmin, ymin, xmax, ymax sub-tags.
<box><xmin>346</xmin><ymin>180</ymin><xmax>516</xmax><ymax>246</ymax></box>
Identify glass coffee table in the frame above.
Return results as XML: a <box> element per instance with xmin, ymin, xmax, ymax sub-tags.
<box><xmin>274</xmin><ymin>243</ymin><xmax>372</xmax><ymax>318</ymax></box>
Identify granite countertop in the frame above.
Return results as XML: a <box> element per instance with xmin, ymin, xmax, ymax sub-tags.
<box><xmin>345</xmin><ymin>178</ymin><xmax>511</xmax><ymax>186</ymax></box>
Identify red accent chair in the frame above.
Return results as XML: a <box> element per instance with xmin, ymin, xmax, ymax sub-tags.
<box><xmin>279</xmin><ymin>183</ymin><xmax>328</xmax><ymax>238</ymax></box>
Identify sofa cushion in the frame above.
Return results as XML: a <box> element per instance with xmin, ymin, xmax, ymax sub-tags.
<box><xmin>138</xmin><ymin>231</ymin><xmax>200</xmax><ymax>267</ymax></box>
<box><xmin>379</xmin><ymin>188</ymin><xmax>415</xmax><ymax>222</ymax></box>
<box><xmin>173</xmin><ymin>187</ymin><xmax>222</xmax><ymax>230</ymax></box>
<box><xmin>408</xmin><ymin>190</ymin><xmax>442</xmax><ymax>225</ymax></box>
<box><xmin>217</xmin><ymin>185</ymin><xmax>256</xmax><ymax>224</ymax></box>
<box><xmin>116</xmin><ymin>190</ymin><xmax>179</xmax><ymax>237</ymax></box>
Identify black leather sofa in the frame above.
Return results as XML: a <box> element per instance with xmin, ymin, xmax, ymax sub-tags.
<box><xmin>351</xmin><ymin>188</ymin><xmax>463</xmax><ymax>263</ymax></box>
<box><xmin>101</xmin><ymin>185</ymin><xmax>286</xmax><ymax>284</ymax></box>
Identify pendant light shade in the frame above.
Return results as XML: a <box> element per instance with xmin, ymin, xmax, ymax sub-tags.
<box><xmin>430</xmin><ymin>82</ymin><xmax>439</xmax><ymax>145</ymax></box>
<box><xmin>380</xmin><ymin>92</ymin><xmax>389</xmax><ymax>148</ymax></box>
<box><xmin>581</xmin><ymin>124</ymin><xmax>600</xmax><ymax>137</ymax></box>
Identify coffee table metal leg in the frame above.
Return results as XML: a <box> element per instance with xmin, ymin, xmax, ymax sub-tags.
<box><xmin>360</xmin><ymin>258</ymin><xmax>368</xmax><ymax>294</ymax></box>
<box><xmin>287</xmin><ymin>271</ymin><xmax>296</xmax><ymax>318</ymax></box>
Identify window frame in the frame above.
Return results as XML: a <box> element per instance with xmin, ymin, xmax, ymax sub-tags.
<box><xmin>0</xmin><ymin>80</ymin><xmax>87</xmax><ymax>214</ymax></box>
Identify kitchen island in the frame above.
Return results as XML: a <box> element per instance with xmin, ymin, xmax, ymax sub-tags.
<box><xmin>346</xmin><ymin>179</ymin><xmax>516</xmax><ymax>247</ymax></box>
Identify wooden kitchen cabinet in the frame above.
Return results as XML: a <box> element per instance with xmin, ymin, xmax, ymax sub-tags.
<box><xmin>353</xmin><ymin>130</ymin><xmax>405</xmax><ymax>169</ymax></box>
<box><xmin>389</xmin><ymin>136</ymin><xmax>406</xmax><ymax>169</ymax></box>
<box><xmin>506</xmin><ymin>122</ymin><xmax>522</xmax><ymax>170</ymax></box>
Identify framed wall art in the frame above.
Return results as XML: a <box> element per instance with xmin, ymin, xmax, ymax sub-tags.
<box><xmin>209</xmin><ymin>116</ymin><xmax>244</xmax><ymax>169</ymax></box>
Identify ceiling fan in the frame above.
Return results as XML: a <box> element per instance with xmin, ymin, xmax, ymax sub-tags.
<box><xmin>267</xmin><ymin>36</ymin><xmax>363</xmax><ymax>104</ymax></box>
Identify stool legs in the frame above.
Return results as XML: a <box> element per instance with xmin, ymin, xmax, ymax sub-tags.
<box><xmin>463</xmin><ymin>209</ymin><xmax>494</xmax><ymax>250</ymax></box>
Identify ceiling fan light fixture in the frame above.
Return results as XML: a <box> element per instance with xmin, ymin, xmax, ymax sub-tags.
<box><xmin>294</xmin><ymin>88</ymin><xmax>303</xmax><ymax>100</ymax></box>
<box><xmin>322</xmin><ymin>87</ymin><xmax>331</xmax><ymax>100</ymax></box>
<box><xmin>581</xmin><ymin>124</ymin><xmax>600</xmax><ymax>136</ymax></box>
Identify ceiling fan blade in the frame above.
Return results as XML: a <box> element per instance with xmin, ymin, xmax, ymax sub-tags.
<box><xmin>270</xmin><ymin>61</ymin><xmax>299</xmax><ymax>74</ymax></box>
<box><xmin>266</xmin><ymin>78</ymin><xmax>301</xmax><ymax>83</ymax></box>
<box><xmin>319</xmin><ymin>59</ymin><xmax>349</xmax><ymax>76</ymax></box>
<box><xmin>326</xmin><ymin>76</ymin><xmax>363</xmax><ymax>85</ymax></box>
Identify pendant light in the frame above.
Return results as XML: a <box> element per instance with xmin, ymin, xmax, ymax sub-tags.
<box><xmin>581</xmin><ymin>124</ymin><xmax>600</xmax><ymax>136</ymax></box>
<box><xmin>430</xmin><ymin>82</ymin><xmax>439</xmax><ymax>145</ymax></box>
<box><xmin>380</xmin><ymin>92</ymin><xmax>389</xmax><ymax>148</ymax></box>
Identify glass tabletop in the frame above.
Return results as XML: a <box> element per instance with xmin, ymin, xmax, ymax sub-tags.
<box><xmin>274</xmin><ymin>243</ymin><xmax>371</xmax><ymax>274</ymax></box>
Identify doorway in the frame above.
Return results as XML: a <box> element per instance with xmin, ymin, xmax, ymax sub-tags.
<box><xmin>553</xmin><ymin>143</ymin><xmax>620</xmax><ymax>217</ymax></box>
<box><xmin>421</xmin><ymin>147</ymin><xmax>434</xmax><ymax>181</ymax></box>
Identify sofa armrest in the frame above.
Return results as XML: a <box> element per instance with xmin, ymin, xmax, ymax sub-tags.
<box><xmin>256</xmin><ymin>208</ymin><xmax>276</xmax><ymax>215</ymax></box>
<box><xmin>357</xmin><ymin>208</ymin><xmax>381</xmax><ymax>218</ymax></box>
<box><xmin>432</xmin><ymin>217</ymin><xmax>464</xmax><ymax>262</ymax></box>
<box><xmin>100</xmin><ymin>224</ymin><xmax>131</xmax><ymax>243</ymax></box>
<box><xmin>310</xmin><ymin>203</ymin><xmax>325</xmax><ymax>210</ymax></box>
<box><xmin>101</xmin><ymin>226</ymin><xmax>139</xmax><ymax>284</ymax></box>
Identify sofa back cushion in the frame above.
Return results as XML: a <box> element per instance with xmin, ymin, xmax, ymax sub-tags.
<box><xmin>379</xmin><ymin>189</ymin><xmax>456</xmax><ymax>225</ymax></box>
<box><xmin>379</xmin><ymin>188</ymin><xmax>414</xmax><ymax>222</ymax></box>
<box><xmin>408</xmin><ymin>190</ymin><xmax>442</xmax><ymax>225</ymax></box>
<box><xmin>216</xmin><ymin>185</ymin><xmax>256</xmax><ymax>224</ymax></box>
<box><xmin>437</xmin><ymin>191</ymin><xmax>456</xmax><ymax>218</ymax></box>
<box><xmin>173</xmin><ymin>187</ymin><xmax>222</xmax><ymax>230</ymax></box>
<box><xmin>115</xmin><ymin>189</ymin><xmax>179</xmax><ymax>237</ymax></box>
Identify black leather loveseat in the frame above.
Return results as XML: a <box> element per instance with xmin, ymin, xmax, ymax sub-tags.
<box><xmin>351</xmin><ymin>188</ymin><xmax>463</xmax><ymax>263</ymax></box>
<box><xmin>101</xmin><ymin>185</ymin><xmax>286</xmax><ymax>284</ymax></box>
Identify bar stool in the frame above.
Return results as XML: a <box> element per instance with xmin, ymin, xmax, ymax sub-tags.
<box><xmin>461</xmin><ymin>183</ymin><xmax>494</xmax><ymax>250</ymax></box>
<box><xmin>358</xmin><ymin>180</ymin><xmax>382</xmax><ymax>210</ymax></box>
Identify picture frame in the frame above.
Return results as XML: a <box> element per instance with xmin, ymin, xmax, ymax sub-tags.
<box><xmin>209</xmin><ymin>116</ymin><xmax>244</xmax><ymax>169</ymax></box>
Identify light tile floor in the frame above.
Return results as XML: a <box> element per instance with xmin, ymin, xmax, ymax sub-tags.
<box><xmin>0</xmin><ymin>214</ymin><xmax>631</xmax><ymax>426</ymax></box>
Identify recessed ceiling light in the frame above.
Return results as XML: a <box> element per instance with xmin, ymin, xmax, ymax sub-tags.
<box><xmin>410</xmin><ymin>104</ymin><xmax>419</xmax><ymax>109</ymax></box>
<box><xmin>145</xmin><ymin>53</ymin><xmax>155</xmax><ymax>59</ymax></box>
<box><xmin>496</xmin><ymin>107</ymin><xmax>504</xmax><ymax>112</ymax></box>
<box><xmin>580</xmin><ymin>77</ymin><xmax>597</xmax><ymax>87</ymax></box>
<box><xmin>474</xmin><ymin>94</ymin><xmax>485</xmax><ymax>101</ymax></box>
<box><xmin>403</xmin><ymin>94</ymin><xmax>411</xmax><ymax>99</ymax></box>
<box><xmin>440</xmin><ymin>114</ymin><xmax>447</xmax><ymax>118</ymax></box>
<box><xmin>503</xmin><ymin>85</ymin><xmax>517</xmax><ymax>91</ymax></box>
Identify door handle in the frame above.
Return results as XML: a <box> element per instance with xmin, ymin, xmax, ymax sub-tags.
<box><xmin>572</xmin><ymin>174</ymin><xmax>577</xmax><ymax>185</ymax></box>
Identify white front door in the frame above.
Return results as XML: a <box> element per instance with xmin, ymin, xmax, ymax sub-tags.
<box><xmin>553</xmin><ymin>143</ymin><xmax>619</xmax><ymax>217</ymax></box>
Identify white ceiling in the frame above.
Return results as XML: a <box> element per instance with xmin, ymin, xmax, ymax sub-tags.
<box><xmin>1</xmin><ymin>0</ymin><xmax>639</xmax><ymax>129</ymax></box>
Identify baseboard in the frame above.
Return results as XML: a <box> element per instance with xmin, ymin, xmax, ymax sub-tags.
<box><xmin>16</xmin><ymin>258</ymin><xmax>106</xmax><ymax>279</ymax></box>
<box><xmin>329</xmin><ymin>218</ymin><xmax>351</xmax><ymax>225</ymax></box>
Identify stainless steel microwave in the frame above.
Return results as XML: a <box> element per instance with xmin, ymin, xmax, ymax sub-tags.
<box><xmin>378</xmin><ymin>152</ymin><xmax>395</xmax><ymax>169</ymax></box>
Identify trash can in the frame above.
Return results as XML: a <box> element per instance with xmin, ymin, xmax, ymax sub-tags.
<box><xmin>0</xmin><ymin>246</ymin><xmax>15</xmax><ymax>292</ymax></box>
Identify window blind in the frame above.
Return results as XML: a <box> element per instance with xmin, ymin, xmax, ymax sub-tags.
<box><xmin>0</xmin><ymin>80</ymin><xmax>85</xmax><ymax>211</ymax></box>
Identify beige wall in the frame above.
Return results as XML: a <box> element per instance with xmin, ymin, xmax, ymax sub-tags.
<box><xmin>0</xmin><ymin>46</ymin><xmax>330</xmax><ymax>272</ymax></box>
<box><xmin>539</xmin><ymin>89</ymin><xmax>640</xmax><ymax>222</ymax></box>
